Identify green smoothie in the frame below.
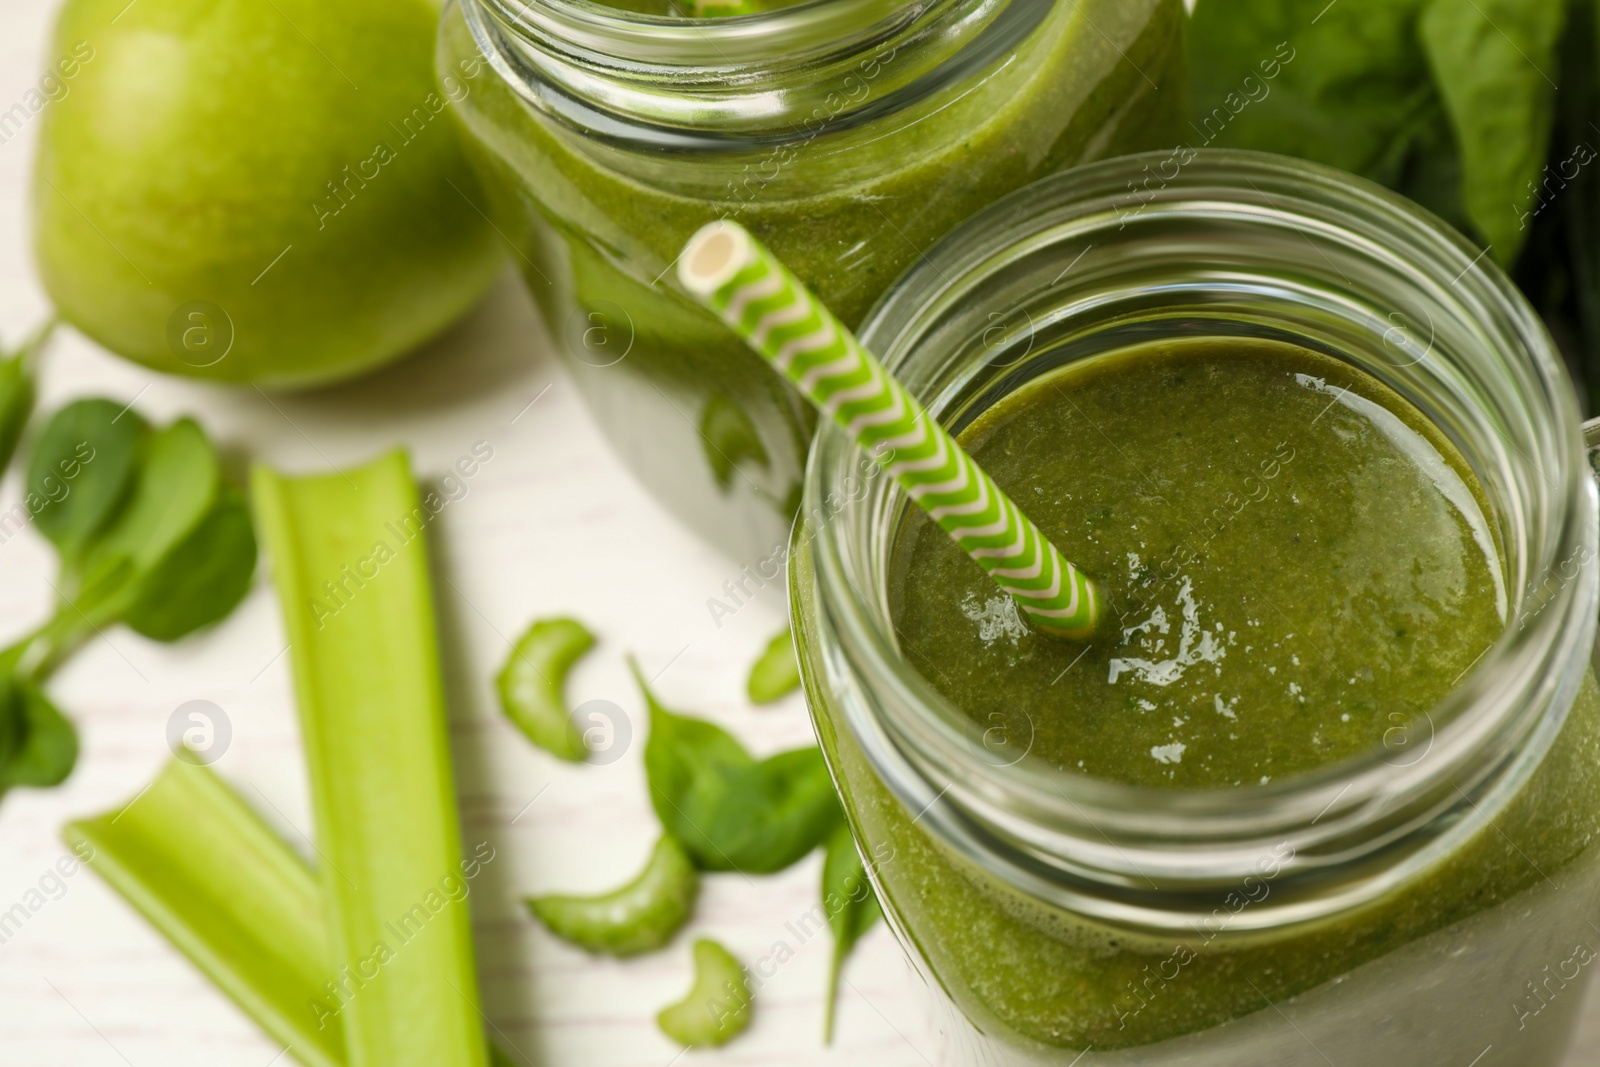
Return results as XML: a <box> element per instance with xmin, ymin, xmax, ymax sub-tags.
<box><xmin>439</xmin><ymin>0</ymin><xmax>1186</xmax><ymax>558</ymax></box>
<box><xmin>891</xmin><ymin>337</ymin><xmax>1506</xmax><ymax>788</ymax></box>
<box><xmin>796</xmin><ymin>337</ymin><xmax>1600</xmax><ymax>1059</ymax></box>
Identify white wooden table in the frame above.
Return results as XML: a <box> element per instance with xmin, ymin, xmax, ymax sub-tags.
<box><xmin>2</xmin><ymin>2</ymin><xmax>1599</xmax><ymax>1064</ymax></box>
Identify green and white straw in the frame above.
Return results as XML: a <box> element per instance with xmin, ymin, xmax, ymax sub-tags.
<box><xmin>678</xmin><ymin>220</ymin><xmax>1102</xmax><ymax>640</ymax></box>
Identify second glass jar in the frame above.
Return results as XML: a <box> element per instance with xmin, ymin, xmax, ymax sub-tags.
<box><xmin>439</xmin><ymin>0</ymin><xmax>1186</xmax><ymax>560</ymax></box>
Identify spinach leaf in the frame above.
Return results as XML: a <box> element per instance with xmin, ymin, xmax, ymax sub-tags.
<box><xmin>27</xmin><ymin>398</ymin><xmax>146</xmax><ymax>559</ymax></box>
<box><xmin>746</xmin><ymin>627</ymin><xmax>800</xmax><ymax>705</ymax></box>
<box><xmin>1516</xmin><ymin>0</ymin><xmax>1600</xmax><ymax>407</ymax></box>
<box><xmin>1419</xmin><ymin>0</ymin><xmax>1567</xmax><ymax>261</ymax></box>
<box><xmin>1</xmin><ymin>681</ymin><xmax>77</xmax><ymax>787</ymax></box>
<box><xmin>0</xmin><ymin>320</ymin><xmax>51</xmax><ymax>477</ymax></box>
<box><xmin>0</xmin><ymin>677</ymin><xmax>26</xmax><ymax>771</ymax></box>
<box><xmin>1189</xmin><ymin>0</ymin><xmax>1571</xmax><ymax>262</ymax></box>
<box><xmin>1390</xmin><ymin>95</ymin><xmax>1471</xmax><ymax>231</ymax></box>
<box><xmin>638</xmin><ymin>661</ymin><xmax>752</xmax><ymax>818</ymax></box>
<box><xmin>82</xmin><ymin>417</ymin><xmax>219</xmax><ymax>577</ymax></box>
<box><xmin>0</xmin><ymin>676</ymin><xmax>77</xmax><ymax>790</ymax></box>
<box><xmin>124</xmin><ymin>487</ymin><xmax>258</xmax><ymax>641</ymax></box>
<box><xmin>637</xmin><ymin>660</ymin><xmax>841</xmax><ymax>873</ymax></box>
<box><xmin>697</xmin><ymin>748</ymin><xmax>841</xmax><ymax>874</ymax></box>
<box><xmin>0</xmin><ymin>356</ymin><xmax>30</xmax><ymax>481</ymax></box>
<box><xmin>0</xmin><ymin>398</ymin><xmax>256</xmax><ymax>796</ymax></box>
<box><xmin>1189</xmin><ymin>0</ymin><xmax>1436</xmax><ymax>182</ymax></box>
<box><xmin>821</xmin><ymin>820</ymin><xmax>882</xmax><ymax>1042</ymax></box>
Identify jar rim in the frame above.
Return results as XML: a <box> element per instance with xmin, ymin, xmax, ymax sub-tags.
<box><xmin>477</xmin><ymin>0</ymin><xmax>914</xmax><ymax>51</ymax></box>
<box><xmin>456</xmin><ymin>0</ymin><xmax>1062</xmax><ymax>148</ymax></box>
<box><xmin>802</xmin><ymin>148</ymin><xmax>1599</xmax><ymax>927</ymax></box>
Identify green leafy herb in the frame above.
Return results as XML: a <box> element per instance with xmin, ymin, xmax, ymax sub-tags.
<box><xmin>496</xmin><ymin>617</ymin><xmax>593</xmax><ymax>761</ymax></box>
<box><xmin>254</xmin><ymin>451</ymin><xmax>491</xmax><ymax>1067</ymax></box>
<box><xmin>637</xmin><ymin>659</ymin><xmax>841</xmax><ymax>873</ymax></box>
<box><xmin>124</xmin><ymin>487</ymin><xmax>258</xmax><ymax>641</ymax></box>
<box><xmin>528</xmin><ymin>834</ymin><xmax>698</xmax><ymax>957</ymax></box>
<box><xmin>820</xmin><ymin>822</ymin><xmax>882</xmax><ymax>1043</ymax></box>
<box><xmin>18</xmin><ymin>402</ymin><xmax>256</xmax><ymax>641</ymax></box>
<box><xmin>1419</xmin><ymin>0</ymin><xmax>1566</xmax><ymax>258</ymax></box>
<box><xmin>83</xmin><ymin>417</ymin><xmax>219</xmax><ymax>576</ymax></box>
<box><xmin>0</xmin><ymin>676</ymin><xmax>25</xmax><ymax>771</ymax></box>
<box><xmin>0</xmin><ymin>319</ymin><xmax>53</xmax><ymax>476</ymax></box>
<box><xmin>747</xmin><ymin>627</ymin><xmax>801</xmax><ymax>705</ymax></box>
<box><xmin>27</xmin><ymin>397</ymin><xmax>146</xmax><ymax>560</ymax></box>
<box><xmin>701</xmin><ymin>749</ymin><xmax>841</xmax><ymax>873</ymax></box>
<box><xmin>1514</xmin><ymin>0</ymin><xmax>1600</xmax><ymax>406</ymax></box>
<box><xmin>0</xmin><ymin>397</ymin><xmax>255</xmax><ymax>793</ymax></box>
<box><xmin>1187</xmin><ymin>0</ymin><xmax>1567</xmax><ymax>263</ymax></box>
<box><xmin>1189</xmin><ymin>0</ymin><xmax>1436</xmax><ymax>183</ymax></box>
<box><xmin>656</xmin><ymin>938</ymin><xmax>752</xmax><ymax>1048</ymax></box>
<box><xmin>1</xmin><ymin>680</ymin><xmax>76</xmax><ymax>788</ymax></box>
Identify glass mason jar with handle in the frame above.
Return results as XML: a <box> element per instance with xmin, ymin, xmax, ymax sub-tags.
<box><xmin>792</xmin><ymin>152</ymin><xmax>1600</xmax><ymax>1065</ymax></box>
<box><xmin>437</xmin><ymin>0</ymin><xmax>1186</xmax><ymax>561</ymax></box>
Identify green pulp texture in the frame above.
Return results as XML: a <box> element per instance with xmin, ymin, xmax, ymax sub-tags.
<box><xmin>794</xmin><ymin>338</ymin><xmax>1600</xmax><ymax>1055</ymax></box>
<box><xmin>438</xmin><ymin>0</ymin><xmax>1187</xmax><ymax>557</ymax></box>
<box><xmin>805</xmin><ymin>664</ymin><xmax>1600</xmax><ymax>1053</ymax></box>
<box><xmin>892</xmin><ymin>338</ymin><xmax>1506</xmax><ymax>788</ymax></box>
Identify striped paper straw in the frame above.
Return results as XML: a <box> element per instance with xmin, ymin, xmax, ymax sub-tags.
<box><xmin>678</xmin><ymin>220</ymin><xmax>1101</xmax><ymax>640</ymax></box>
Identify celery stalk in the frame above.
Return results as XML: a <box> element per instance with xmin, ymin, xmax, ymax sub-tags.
<box><xmin>251</xmin><ymin>452</ymin><xmax>489</xmax><ymax>1067</ymax></box>
<box><xmin>65</xmin><ymin>759</ymin><xmax>343</xmax><ymax>1067</ymax></box>
<box><xmin>69</xmin><ymin>761</ymin><xmax>526</xmax><ymax>1067</ymax></box>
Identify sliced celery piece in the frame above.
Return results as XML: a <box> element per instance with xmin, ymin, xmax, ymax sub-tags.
<box><xmin>69</xmin><ymin>761</ymin><xmax>529</xmax><ymax>1067</ymax></box>
<box><xmin>252</xmin><ymin>452</ymin><xmax>489</xmax><ymax>1067</ymax></box>
<box><xmin>65</xmin><ymin>759</ymin><xmax>343</xmax><ymax>1067</ymax></box>
<box><xmin>527</xmin><ymin>834</ymin><xmax>698</xmax><ymax>956</ymax></box>
<box><xmin>656</xmin><ymin>938</ymin><xmax>752</xmax><ymax>1047</ymax></box>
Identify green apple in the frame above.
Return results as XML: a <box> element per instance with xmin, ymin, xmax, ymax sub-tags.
<box><xmin>33</xmin><ymin>0</ymin><xmax>502</xmax><ymax>387</ymax></box>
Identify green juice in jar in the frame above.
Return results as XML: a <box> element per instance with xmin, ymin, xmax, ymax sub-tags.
<box><xmin>438</xmin><ymin>0</ymin><xmax>1186</xmax><ymax>559</ymax></box>
<box><xmin>892</xmin><ymin>337</ymin><xmax>1507</xmax><ymax>789</ymax></box>
<box><xmin>800</xmin><ymin>336</ymin><xmax>1600</xmax><ymax>1064</ymax></box>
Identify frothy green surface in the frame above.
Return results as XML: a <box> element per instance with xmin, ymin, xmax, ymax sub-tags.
<box><xmin>890</xmin><ymin>338</ymin><xmax>1506</xmax><ymax>788</ymax></box>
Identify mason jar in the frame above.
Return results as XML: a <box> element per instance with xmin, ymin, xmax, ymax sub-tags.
<box><xmin>437</xmin><ymin>0</ymin><xmax>1185</xmax><ymax>560</ymax></box>
<box><xmin>791</xmin><ymin>151</ymin><xmax>1600</xmax><ymax>1065</ymax></box>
